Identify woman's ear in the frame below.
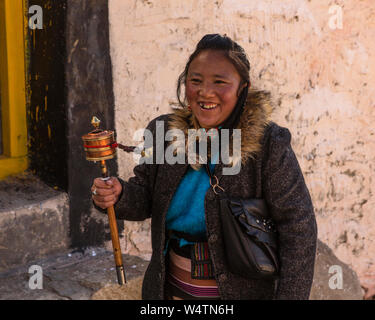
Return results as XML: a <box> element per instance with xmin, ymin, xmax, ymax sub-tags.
<box><xmin>237</xmin><ymin>81</ymin><xmax>249</xmax><ymax>97</ymax></box>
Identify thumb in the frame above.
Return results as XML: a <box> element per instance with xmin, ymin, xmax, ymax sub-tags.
<box><xmin>105</xmin><ymin>178</ymin><xmax>113</xmax><ymax>186</ymax></box>
<box><xmin>111</xmin><ymin>177</ymin><xmax>122</xmax><ymax>197</ymax></box>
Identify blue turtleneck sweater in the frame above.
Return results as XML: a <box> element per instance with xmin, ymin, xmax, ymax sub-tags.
<box><xmin>164</xmin><ymin>160</ymin><xmax>216</xmax><ymax>251</ymax></box>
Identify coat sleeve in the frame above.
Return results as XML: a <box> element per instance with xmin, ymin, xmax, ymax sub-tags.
<box><xmin>113</xmin><ymin>116</ymin><xmax>166</xmax><ymax>221</ymax></box>
<box><xmin>93</xmin><ymin>116</ymin><xmax>163</xmax><ymax>221</ymax></box>
<box><xmin>114</xmin><ymin>164</ymin><xmax>154</xmax><ymax>221</ymax></box>
<box><xmin>262</xmin><ymin>124</ymin><xmax>317</xmax><ymax>300</ymax></box>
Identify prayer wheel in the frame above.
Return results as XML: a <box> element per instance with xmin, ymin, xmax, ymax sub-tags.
<box><xmin>82</xmin><ymin>116</ymin><xmax>117</xmax><ymax>162</ymax></box>
<box><xmin>81</xmin><ymin>116</ymin><xmax>126</xmax><ymax>285</ymax></box>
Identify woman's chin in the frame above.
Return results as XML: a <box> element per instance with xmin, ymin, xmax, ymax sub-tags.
<box><xmin>194</xmin><ymin>114</ymin><xmax>219</xmax><ymax>129</ymax></box>
<box><xmin>197</xmin><ymin>119</ymin><xmax>218</xmax><ymax>129</ymax></box>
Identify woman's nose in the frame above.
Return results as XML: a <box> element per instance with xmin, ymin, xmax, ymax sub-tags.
<box><xmin>198</xmin><ymin>82</ymin><xmax>215</xmax><ymax>98</ymax></box>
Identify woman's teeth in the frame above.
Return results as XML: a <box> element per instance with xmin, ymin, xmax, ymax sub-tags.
<box><xmin>199</xmin><ymin>103</ymin><xmax>218</xmax><ymax>110</ymax></box>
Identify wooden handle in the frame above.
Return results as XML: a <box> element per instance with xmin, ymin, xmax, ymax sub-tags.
<box><xmin>100</xmin><ymin>160</ymin><xmax>126</xmax><ymax>285</ymax></box>
<box><xmin>107</xmin><ymin>206</ymin><xmax>126</xmax><ymax>285</ymax></box>
<box><xmin>107</xmin><ymin>205</ymin><xmax>123</xmax><ymax>267</ymax></box>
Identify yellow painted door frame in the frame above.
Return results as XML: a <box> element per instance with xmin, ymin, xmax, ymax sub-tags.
<box><xmin>0</xmin><ymin>0</ymin><xmax>28</xmax><ymax>179</ymax></box>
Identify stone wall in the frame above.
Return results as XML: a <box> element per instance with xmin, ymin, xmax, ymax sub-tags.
<box><xmin>108</xmin><ymin>0</ymin><xmax>375</xmax><ymax>291</ymax></box>
<box><xmin>65</xmin><ymin>0</ymin><xmax>120</xmax><ymax>248</ymax></box>
<box><xmin>0</xmin><ymin>173</ymin><xmax>70</xmax><ymax>273</ymax></box>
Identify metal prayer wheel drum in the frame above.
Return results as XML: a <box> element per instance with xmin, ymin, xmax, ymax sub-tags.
<box><xmin>82</xmin><ymin>127</ymin><xmax>117</xmax><ymax>162</ymax></box>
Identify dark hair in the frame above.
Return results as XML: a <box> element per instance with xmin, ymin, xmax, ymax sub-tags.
<box><xmin>176</xmin><ymin>34</ymin><xmax>250</xmax><ymax>108</ymax></box>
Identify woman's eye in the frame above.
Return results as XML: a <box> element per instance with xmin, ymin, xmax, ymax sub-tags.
<box><xmin>215</xmin><ymin>80</ymin><xmax>226</xmax><ymax>84</ymax></box>
<box><xmin>190</xmin><ymin>78</ymin><xmax>201</xmax><ymax>83</ymax></box>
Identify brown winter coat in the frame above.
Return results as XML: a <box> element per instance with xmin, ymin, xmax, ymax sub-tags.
<box><xmin>113</xmin><ymin>89</ymin><xmax>317</xmax><ymax>300</ymax></box>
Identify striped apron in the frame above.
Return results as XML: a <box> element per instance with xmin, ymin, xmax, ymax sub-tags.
<box><xmin>165</xmin><ymin>237</ymin><xmax>220</xmax><ymax>300</ymax></box>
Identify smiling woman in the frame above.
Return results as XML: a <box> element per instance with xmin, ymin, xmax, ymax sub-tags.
<box><xmin>92</xmin><ymin>33</ymin><xmax>317</xmax><ymax>300</ymax></box>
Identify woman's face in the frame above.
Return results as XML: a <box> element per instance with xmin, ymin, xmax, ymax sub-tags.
<box><xmin>185</xmin><ymin>49</ymin><xmax>246</xmax><ymax>129</ymax></box>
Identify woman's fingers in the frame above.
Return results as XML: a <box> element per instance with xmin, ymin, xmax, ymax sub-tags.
<box><xmin>102</xmin><ymin>177</ymin><xmax>122</xmax><ymax>197</ymax></box>
<box><xmin>92</xmin><ymin>193</ymin><xmax>117</xmax><ymax>209</ymax></box>
<box><xmin>95</xmin><ymin>194</ymin><xmax>117</xmax><ymax>204</ymax></box>
<box><xmin>92</xmin><ymin>186</ymin><xmax>114</xmax><ymax>196</ymax></box>
<box><xmin>92</xmin><ymin>178</ymin><xmax>115</xmax><ymax>196</ymax></box>
<box><xmin>92</xmin><ymin>177</ymin><xmax>122</xmax><ymax>210</ymax></box>
<box><xmin>93</xmin><ymin>178</ymin><xmax>113</xmax><ymax>189</ymax></box>
<box><xmin>92</xmin><ymin>189</ymin><xmax>116</xmax><ymax>205</ymax></box>
<box><xmin>94</xmin><ymin>198</ymin><xmax>117</xmax><ymax>210</ymax></box>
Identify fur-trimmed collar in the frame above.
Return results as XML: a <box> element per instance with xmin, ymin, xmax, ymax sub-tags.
<box><xmin>168</xmin><ymin>89</ymin><xmax>273</xmax><ymax>170</ymax></box>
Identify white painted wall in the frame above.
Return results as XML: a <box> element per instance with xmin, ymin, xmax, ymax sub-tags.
<box><xmin>108</xmin><ymin>0</ymin><xmax>375</xmax><ymax>291</ymax></box>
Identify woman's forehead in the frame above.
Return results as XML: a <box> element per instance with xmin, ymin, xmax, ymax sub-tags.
<box><xmin>189</xmin><ymin>71</ymin><xmax>229</xmax><ymax>78</ymax></box>
<box><xmin>188</xmin><ymin>50</ymin><xmax>239</xmax><ymax>78</ymax></box>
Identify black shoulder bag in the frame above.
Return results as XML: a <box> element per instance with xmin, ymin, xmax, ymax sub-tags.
<box><xmin>205</xmin><ymin>161</ymin><xmax>280</xmax><ymax>280</ymax></box>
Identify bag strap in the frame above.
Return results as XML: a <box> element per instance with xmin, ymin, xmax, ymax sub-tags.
<box><xmin>255</xmin><ymin>153</ymin><xmax>262</xmax><ymax>199</ymax></box>
<box><xmin>255</xmin><ymin>123</ymin><xmax>271</xmax><ymax>199</ymax></box>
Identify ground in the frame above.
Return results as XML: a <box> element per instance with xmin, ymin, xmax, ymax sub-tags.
<box><xmin>0</xmin><ymin>246</ymin><xmax>148</xmax><ymax>300</ymax></box>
